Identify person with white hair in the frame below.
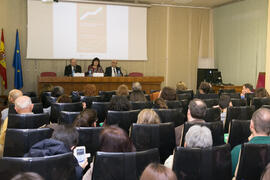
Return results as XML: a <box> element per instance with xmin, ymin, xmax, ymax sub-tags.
<box><xmin>0</xmin><ymin>96</ymin><xmax>34</xmax><ymax>156</ymax></box>
<box><xmin>164</xmin><ymin>125</ymin><xmax>213</xmax><ymax>169</ymax></box>
<box><xmin>132</xmin><ymin>82</ymin><xmax>142</xmax><ymax>91</ymax></box>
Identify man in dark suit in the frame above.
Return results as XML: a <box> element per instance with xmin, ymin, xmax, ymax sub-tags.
<box><xmin>64</xmin><ymin>58</ymin><xmax>82</xmax><ymax>76</ymax></box>
<box><xmin>104</xmin><ymin>60</ymin><xmax>123</xmax><ymax>77</ymax></box>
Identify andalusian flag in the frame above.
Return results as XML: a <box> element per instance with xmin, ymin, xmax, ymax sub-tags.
<box><xmin>13</xmin><ymin>30</ymin><xmax>23</xmax><ymax>89</ymax></box>
<box><xmin>0</xmin><ymin>29</ymin><xmax>7</xmax><ymax>89</ymax></box>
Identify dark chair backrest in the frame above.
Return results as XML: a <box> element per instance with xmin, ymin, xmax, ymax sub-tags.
<box><xmin>224</xmin><ymin>106</ymin><xmax>254</xmax><ymax>133</ymax></box>
<box><xmin>81</xmin><ymin>95</ymin><xmax>102</xmax><ymax>102</ymax></box>
<box><xmin>203</xmin><ymin>99</ymin><xmax>219</xmax><ymax>108</ymax></box>
<box><xmin>245</xmin><ymin>93</ymin><xmax>255</xmax><ymax>106</ymax></box>
<box><xmin>92</xmin><ymin>148</ymin><xmax>160</xmax><ymax>180</ymax></box>
<box><xmin>106</xmin><ymin>110</ymin><xmax>140</xmax><ymax>133</ymax></box>
<box><xmin>77</xmin><ymin>127</ymin><xmax>103</xmax><ymax>157</ymax></box>
<box><xmin>59</xmin><ymin>111</ymin><xmax>80</xmax><ymax>124</ymax></box>
<box><xmin>220</xmin><ymin>92</ymin><xmax>241</xmax><ymax>99</ymax></box>
<box><xmin>228</xmin><ymin>120</ymin><xmax>250</xmax><ymax>149</ymax></box>
<box><xmin>46</xmin><ymin>96</ymin><xmax>57</xmax><ymax>107</ymax></box>
<box><xmin>204</xmin><ymin>107</ymin><xmax>221</xmax><ymax>122</ymax></box>
<box><xmin>130</xmin><ymin>101</ymin><xmax>153</xmax><ymax>110</ymax></box>
<box><xmin>8</xmin><ymin>113</ymin><xmax>49</xmax><ymax>129</ymax></box>
<box><xmin>219</xmin><ymin>89</ymin><xmax>236</xmax><ymax>94</ymax></box>
<box><xmin>50</xmin><ymin>102</ymin><xmax>83</xmax><ymax>123</ymax></box>
<box><xmin>172</xmin><ymin>144</ymin><xmax>232</xmax><ymax>180</ymax></box>
<box><xmin>231</xmin><ymin>98</ymin><xmax>247</xmax><ymax>106</ymax></box>
<box><xmin>0</xmin><ymin>152</ymin><xmax>76</xmax><ymax>180</ymax></box>
<box><xmin>144</xmin><ymin>94</ymin><xmax>151</xmax><ymax>101</ymax></box>
<box><xmin>180</xmin><ymin>121</ymin><xmax>224</xmax><ymax>147</ymax></box>
<box><xmin>236</xmin><ymin>144</ymin><xmax>270</xmax><ymax>180</ymax></box>
<box><xmin>153</xmin><ymin>109</ymin><xmax>186</xmax><ymax>127</ymax></box>
<box><xmin>196</xmin><ymin>93</ymin><xmax>219</xmax><ymax>100</ymax></box>
<box><xmin>252</xmin><ymin>97</ymin><xmax>270</xmax><ymax>110</ymax></box>
<box><xmin>40</xmin><ymin>91</ymin><xmax>52</xmax><ymax>108</ymax></box>
<box><xmin>23</xmin><ymin>92</ymin><xmax>37</xmax><ymax>97</ymax></box>
<box><xmin>176</xmin><ymin>90</ymin><xmax>194</xmax><ymax>99</ymax></box>
<box><xmin>98</xmin><ymin>91</ymin><xmax>116</xmax><ymax>102</ymax></box>
<box><xmin>130</xmin><ymin>123</ymin><xmax>175</xmax><ymax>163</ymax></box>
<box><xmin>165</xmin><ymin>100</ymin><xmax>183</xmax><ymax>109</ymax></box>
<box><xmin>30</xmin><ymin>96</ymin><xmax>40</xmax><ymax>103</ymax></box>
<box><xmin>177</xmin><ymin>93</ymin><xmax>192</xmax><ymax>101</ymax></box>
<box><xmin>9</xmin><ymin>103</ymin><xmax>44</xmax><ymax>114</ymax></box>
<box><xmin>4</xmin><ymin>128</ymin><xmax>53</xmax><ymax>157</ymax></box>
<box><xmin>92</xmin><ymin>102</ymin><xmax>110</xmax><ymax>123</ymax></box>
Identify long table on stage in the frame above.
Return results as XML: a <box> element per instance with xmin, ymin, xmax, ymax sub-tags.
<box><xmin>38</xmin><ymin>76</ymin><xmax>164</xmax><ymax>94</ymax></box>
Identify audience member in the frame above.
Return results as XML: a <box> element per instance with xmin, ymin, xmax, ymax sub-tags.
<box><xmin>198</xmin><ymin>82</ymin><xmax>211</xmax><ymax>94</ymax></box>
<box><xmin>116</xmin><ymin>84</ymin><xmax>129</xmax><ymax>96</ymax></box>
<box><xmin>255</xmin><ymin>88</ymin><xmax>269</xmax><ymax>98</ymax></box>
<box><xmin>261</xmin><ymin>163</ymin><xmax>270</xmax><ymax>180</ymax></box>
<box><xmin>130</xmin><ymin>90</ymin><xmax>146</xmax><ymax>102</ymax></box>
<box><xmin>104</xmin><ymin>60</ymin><xmax>123</xmax><ymax>77</ymax></box>
<box><xmin>56</xmin><ymin>94</ymin><xmax>72</xmax><ymax>103</ymax></box>
<box><xmin>231</xmin><ymin>108</ymin><xmax>270</xmax><ymax>175</ymax></box>
<box><xmin>175</xmin><ymin>99</ymin><xmax>207</xmax><ymax>146</ymax></box>
<box><xmin>88</xmin><ymin>57</ymin><xmax>104</xmax><ymax>73</ymax></box>
<box><xmin>137</xmin><ymin>109</ymin><xmax>160</xmax><ymax>124</ymax></box>
<box><xmin>11</xmin><ymin>172</ymin><xmax>44</xmax><ymax>180</ymax></box>
<box><xmin>64</xmin><ymin>58</ymin><xmax>82</xmax><ymax>76</ymax></box>
<box><xmin>132</xmin><ymin>82</ymin><xmax>142</xmax><ymax>91</ymax></box>
<box><xmin>0</xmin><ymin>96</ymin><xmax>34</xmax><ymax>156</ymax></box>
<box><xmin>51</xmin><ymin>86</ymin><xmax>64</xmax><ymax>97</ymax></box>
<box><xmin>176</xmin><ymin>81</ymin><xmax>187</xmax><ymax>91</ymax></box>
<box><xmin>241</xmin><ymin>83</ymin><xmax>254</xmax><ymax>99</ymax></box>
<box><xmin>83</xmin><ymin>84</ymin><xmax>97</xmax><ymax>96</ymax></box>
<box><xmin>83</xmin><ymin>126</ymin><xmax>135</xmax><ymax>180</ymax></box>
<box><xmin>1</xmin><ymin>89</ymin><xmax>23</xmax><ymax>121</ymax></box>
<box><xmin>108</xmin><ymin>96</ymin><xmax>131</xmax><ymax>111</ymax></box>
<box><xmin>216</xmin><ymin>95</ymin><xmax>232</xmax><ymax>124</ymax></box>
<box><xmin>73</xmin><ymin>109</ymin><xmax>97</xmax><ymax>127</ymax></box>
<box><xmin>153</xmin><ymin>98</ymin><xmax>168</xmax><ymax>109</ymax></box>
<box><xmin>25</xmin><ymin>125</ymin><xmax>87</xmax><ymax>180</ymax></box>
<box><xmin>159</xmin><ymin>87</ymin><xmax>177</xmax><ymax>101</ymax></box>
<box><xmin>165</xmin><ymin>125</ymin><xmax>212</xmax><ymax>168</ymax></box>
<box><xmin>140</xmin><ymin>163</ymin><xmax>177</xmax><ymax>180</ymax></box>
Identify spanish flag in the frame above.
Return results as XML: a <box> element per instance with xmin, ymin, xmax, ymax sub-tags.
<box><xmin>0</xmin><ymin>29</ymin><xmax>7</xmax><ymax>89</ymax></box>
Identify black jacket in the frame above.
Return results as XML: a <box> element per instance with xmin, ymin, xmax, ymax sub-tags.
<box><xmin>64</xmin><ymin>65</ymin><xmax>82</xmax><ymax>76</ymax></box>
<box><xmin>104</xmin><ymin>66</ymin><xmax>123</xmax><ymax>77</ymax></box>
<box><xmin>24</xmin><ymin>139</ymin><xmax>83</xmax><ymax>180</ymax></box>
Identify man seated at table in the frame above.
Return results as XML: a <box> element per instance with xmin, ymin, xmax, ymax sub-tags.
<box><xmin>104</xmin><ymin>60</ymin><xmax>123</xmax><ymax>77</ymax></box>
<box><xmin>240</xmin><ymin>83</ymin><xmax>254</xmax><ymax>99</ymax></box>
<box><xmin>64</xmin><ymin>58</ymin><xmax>82</xmax><ymax>76</ymax></box>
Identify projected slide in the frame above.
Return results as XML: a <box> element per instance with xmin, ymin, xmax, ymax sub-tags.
<box><xmin>27</xmin><ymin>0</ymin><xmax>147</xmax><ymax>60</ymax></box>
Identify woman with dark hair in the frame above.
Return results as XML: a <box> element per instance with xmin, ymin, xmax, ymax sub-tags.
<box><xmin>160</xmin><ymin>87</ymin><xmax>177</xmax><ymax>101</ymax></box>
<box><xmin>88</xmin><ymin>57</ymin><xmax>104</xmax><ymax>73</ymax></box>
<box><xmin>73</xmin><ymin>109</ymin><xmax>97</xmax><ymax>127</ymax></box>
<box><xmin>108</xmin><ymin>96</ymin><xmax>131</xmax><ymax>111</ymax></box>
<box><xmin>83</xmin><ymin>126</ymin><xmax>135</xmax><ymax>180</ymax></box>
<box><xmin>130</xmin><ymin>90</ymin><xmax>146</xmax><ymax>102</ymax></box>
<box><xmin>154</xmin><ymin>98</ymin><xmax>168</xmax><ymax>109</ymax></box>
<box><xmin>198</xmin><ymin>82</ymin><xmax>211</xmax><ymax>94</ymax></box>
<box><xmin>140</xmin><ymin>163</ymin><xmax>177</xmax><ymax>180</ymax></box>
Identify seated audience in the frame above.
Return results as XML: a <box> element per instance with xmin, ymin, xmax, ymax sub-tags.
<box><xmin>153</xmin><ymin>98</ymin><xmax>168</xmax><ymax>109</ymax></box>
<box><xmin>73</xmin><ymin>109</ymin><xmax>97</xmax><ymax>127</ymax></box>
<box><xmin>159</xmin><ymin>87</ymin><xmax>177</xmax><ymax>101</ymax></box>
<box><xmin>140</xmin><ymin>163</ymin><xmax>177</xmax><ymax>180</ymax></box>
<box><xmin>56</xmin><ymin>94</ymin><xmax>72</xmax><ymax>103</ymax></box>
<box><xmin>176</xmin><ymin>81</ymin><xmax>187</xmax><ymax>91</ymax></box>
<box><xmin>0</xmin><ymin>96</ymin><xmax>33</xmax><ymax>156</ymax></box>
<box><xmin>108</xmin><ymin>96</ymin><xmax>131</xmax><ymax>111</ymax></box>
<box><xmin>116</xmin><ymin>84</ymin><xmax>129</xmax><ymax>96</ymax></box>
<box><xmin>165</xmin><ymin>125</ymin><xmax>212</xmax><ymax>169</ymax></box>
<box><xmin>231</xmin><ymin>108</ymin><xmax>270</xmax><ymax>175</ymax></box>
<box><xmin>51</xmin><ymin>86</ymin><xmax>64</xmax><ymax>97</ymax></box>
<box><xmin>83</xmin><ymin>84</ymin><xmax>97</xmax><ymax>97</ymax></box>
<box><xmin>88</xmin><ymin>57</ymin><xmax>104</xmax><ymax>73</ymax></box>
<box><xmin>198</xmin><ymin>82</ymin><xmax>211</xmax><ymax>94</ymax></box>
<box><xmin>130</xmin><ymin>90</ymin><xmax>146</xmax><ymax>102</ymax></box>
<box><xmin>240</xmin><ymin>83</ymin><xmax>254</xmax><ymax>99</ymax></box>
<box><xmin>64</xmin><ymin>58</ymin><xmax>82</xmax><ymax>76</ymax></box>
<box><xmin>83</xmin><ymin>126</ymin><xmax>135</xmax><ymax>180</ymax></box>
<box><xmin>175</xmin><ymin>99</ymin><xmax>207</xmax><ymax>146</ymax></box>
<box><xmin>132</xmin><ymin>82</ymin><xmax>142</xmax><ymax>91</ymax></box>
<box><xmin>215</xmin><ymin>95</ymin><xmax>232</xmax><ymax>124</ymax></box>
<box><xmin>137</xmin><ymin>109</ymin><xmax>160</xmax><ymax>124</ymax></box>
<box><xmin>255</xmin><ymin>88</ymin><xmax>270</xmax><ymax>98</ymax></box>
<box><xmin>1</xmin><ymin>89</ymin><xmax>23</xmax><ymax>122</ymax></box>
<box><xmin>25</xmin><ymin>125</ymin><xmax>87</xmax><ymax>180</ymax></box>
<box><xmin>11</xmin><ymin>172</ymin><xmax>44</xmax><ymax>180</ymax></box>
<box><xmin>104</xmin><ymin>60</ymin><xmax>123</xmax><ymax>77</ymax></box>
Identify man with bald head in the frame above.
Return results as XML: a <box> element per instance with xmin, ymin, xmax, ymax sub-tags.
<box><xmin>1</xmin><ymin>89</ymin><xmax>23</xmax><ymax>122</ymax></box>
<box><xmin>104</xmin><ymin>60</ymin><xmax>123</xmax><ymax>77</ymax></box>
<box><xmin>0</xmin><ymin>96</ymin><xmax>33</xmax><ymax>156</ymax></box>
<box><xmin>175</xmin><ymin>99</ymin><xmax>207</xmax><ymax>146</ymax></box>
<box><xmin>64</xmin><ymin>58</ymin><xmax>82</xmax><ymax>76</ymax></box>
<box><xmin>231</xmin><ymin>108</ymin><xmax>270</xmax><ymax>175</ymax></box>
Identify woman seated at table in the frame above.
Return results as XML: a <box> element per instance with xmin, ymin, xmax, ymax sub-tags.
<box><xmin>88</xmin><ymin>57</ymin><xmax>104</xmax><ymax>73</ymax></box>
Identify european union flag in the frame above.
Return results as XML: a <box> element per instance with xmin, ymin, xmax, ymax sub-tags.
<box><xmin>13</xmin><ymin>30</ymin><xmax>23</xmax><ymax>89</ymax></box>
